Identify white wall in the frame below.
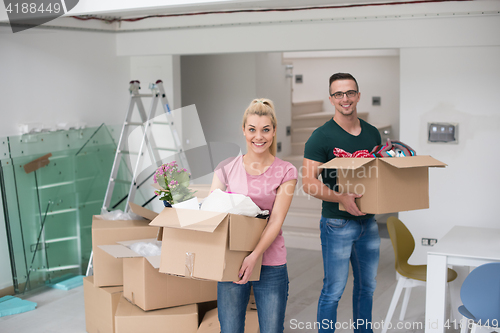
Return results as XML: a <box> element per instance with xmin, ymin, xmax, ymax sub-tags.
<box><xmin>0</xmin><ymin>27</ymin><xmax>130</xmax><ymax>290</ymax></box>
<box><xmin>181</xmin><ymin>53</ymin><xmax>257</xmax><ymax>152</ymax></box>
<box><xmin>181</xmin><ymin>52</ymin><xmax>292</xmax><ymax>164</ymax></box>
<box><xmin>0</xmin><ymin>27</ymin><xmax>130</xmax><ymax>136</ymax></box>
<box><xmin>399</xmin><ymin>46</ymin><xmax>500</xmax><ymax>264</ymax></box>
<box><xmin>255</xmin><ymin>53</ymin><xmax>292</xmax><ymax>157</ymax></box>
<box><xmin>287</xmin><ymin>54</ymin><xmax>400</xmax><ymax>138</ymax></box>
<box><xmin>130</xmin><ymin>55</ymin><xmax>181</xmax><ymax>111</ymax></box>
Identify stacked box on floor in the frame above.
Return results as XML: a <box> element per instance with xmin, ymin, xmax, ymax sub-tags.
<box><xmin>83</xmin><ymin>276</ymin><xmax>123</xmax><ymax>333</ymax></box>
<box><xmin>84</xmin><ymin>202</ymin><xmax>220</xmax><ymax>333</ymax></box>
<box><xmin>84</xmin><ymin>205</ymin><xmax>159</xmax><ymax>332</ymax></box>
<box><xmin>91</xmin><ymin>208</ymin><xmax>159</xmax><ymax>287</ymax></box>
<box><xmin>197</xmin><ymin>307</ymin><xmax>259</xmax><ymax>333</ymax></box>
<box><xmin>114</xmin><ymin>296</ymin><xmax>199</xmax><ymax>333</ymax></box>
<box><xmin>99</xmin><ymin>238</ymin><xmax>218</xmax><ymax>311</ymax></box>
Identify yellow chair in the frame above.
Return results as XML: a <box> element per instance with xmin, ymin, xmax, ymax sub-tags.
<box><xmin>381</xmin><ymin>217</ymin><xmax>458</xmax><ymax>333</ymax></box>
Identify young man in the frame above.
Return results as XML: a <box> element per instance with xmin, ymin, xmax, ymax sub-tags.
<box><xmin>302</xmin><ymin>73</ymin><xmax>381</xmax><ymax>332</ymax></box>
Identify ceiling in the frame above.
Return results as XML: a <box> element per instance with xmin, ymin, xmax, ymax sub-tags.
<box><xmin>78</xmin><ymin>0</ymin><xmax>419</xmax><ymax>19</ymax></box>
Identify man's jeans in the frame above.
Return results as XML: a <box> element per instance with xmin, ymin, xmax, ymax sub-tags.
<box><xmin>218</xmin><ymin>264</ymin><xmax>289</xmax><ymax>333</ymax></box>
<box><xmin>317</xmin><ymin>216</ymin><xmax>380</xmax><ymax>333</ymax></box>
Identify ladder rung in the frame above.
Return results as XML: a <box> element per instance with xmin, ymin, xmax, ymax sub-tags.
<box><xmin>152</xmin><ymin>121</ymin><xmax>170</xmax><ymax>125</ymax></box>
<box><xmin>45</xmin><ymin>236</ymin><xmax>78</xmax><ymax>243</ymax></box>
<box><xmin>118</xmin><ymin>150</ymin><xmax>138</xmax><ymax>155</ymax></box>
<box><xmin>125</xmin><ymin>122</ymin><xmax>143</xmax><ymax>126</ymax></box>
<box><xmin>45</xmin><ymin>208</ymin><xmax>78</xmax><ymax>216</ymax></box>
<box><xmin>111</xmin><ymin>178</ymin><xmax>131</xmax><ymax>184</ymax></box>
<box><xmin>45</xmin><ymin>265</ymin><xmax>80</xmax><ymax>272</ymax></box>
<box><xmin>133</xmin><ymin>94</ymin><xmax>154</xmax><ymax>98</ymax></box>
<box><xmin>155</xmin><ymin>148</ymin><xmax>178</xmax><ymax>152</ymax></box>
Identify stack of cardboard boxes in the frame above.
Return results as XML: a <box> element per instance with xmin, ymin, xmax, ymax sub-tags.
<box><xmin>84</xmin><ymin>200</ymin><xmax>265</xmax><ymax>333</ymax></box>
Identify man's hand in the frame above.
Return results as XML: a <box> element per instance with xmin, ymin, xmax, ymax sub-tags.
<box><xmin>339</xmin><ymin>193</ymin><xmax>365</xmax><ymax>216</ymax></box>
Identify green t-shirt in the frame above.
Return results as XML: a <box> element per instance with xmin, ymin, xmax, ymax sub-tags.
<box><xmin>304</xmin><ymin>118</ymin><xmax>381</xmax><ymax>219</ymax></box>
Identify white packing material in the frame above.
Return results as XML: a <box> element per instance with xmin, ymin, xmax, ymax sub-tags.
<box><xmin>172</xmin><ymin>197</ymin><xmax>200</xmax><ymax>210</ymax></box>
<box><xmin>200</xmin><ymin>189</ymin><xmax>269</xmax><ymax>217</ymax></box>
<box><xmin>127</xmin><ymin>240</ymin><xmax>162</xmax><ymax>257</ymax></box>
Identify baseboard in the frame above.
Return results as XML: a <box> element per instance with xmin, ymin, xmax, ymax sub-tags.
<box><xmin>0</xmin><ymin>285</ymin><xmax>15</xmax><ymax>298</ymax></box>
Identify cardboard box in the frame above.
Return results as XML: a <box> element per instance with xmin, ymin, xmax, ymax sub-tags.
<box><xmin>83</xmin><ymin>276</ymin><xmax>123</xmax><ymax>333</ymax></box>
<box><xmin>197</xmin><ymin>308</ymin><xmax>259</xmax><ymax>333</ymax></box>
<box><xmin>149</xmin><ymin>208</ymin><xmax>268</xmax><ymax>282</ymax></box>
<box><xmin>99</xmin><ymin>238</ymin><xmax>218</xmax><ymax>311</ymax></box>
<box><xmin>320</xmin><ymin>156</ymin><xmax>446</xmax><ymax>214</ymax></box>
<box><xmin>92</xmin><ymin>205</ymin><xmax>160</xmax><ymax>287</ymax></box>
<box><xmin>114</xmin><ymin>296</ymin><xmax>199</xmax><ymax>333</ymax></box>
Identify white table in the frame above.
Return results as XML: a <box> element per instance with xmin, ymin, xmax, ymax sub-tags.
<box><xmin>425</xmin><ymin>226</ymin><xmax>500</xmax><ymax>333</ymax></box>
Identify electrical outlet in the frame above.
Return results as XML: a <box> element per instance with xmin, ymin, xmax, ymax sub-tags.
<box><xmin>277</xmin><ymin>142</ymin><xmax>282</xmax><ymax>153</ymax></box>
<box><xmin>286</xmin><ymin>126</ymin><xmax>291</xmax><ymax>136</ymax></box>
<box><xmin>422</xmin><ymin>238</ymin><xmax>438</xmax><ymax>246</ymax></box>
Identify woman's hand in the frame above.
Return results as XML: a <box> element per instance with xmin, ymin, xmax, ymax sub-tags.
<box><xmin>234</xmin><ymin>252</ymin><xmax>259</xmax><ymax>284</ymax></box>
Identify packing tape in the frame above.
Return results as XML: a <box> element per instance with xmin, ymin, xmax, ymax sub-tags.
<box><xmin>185</xmin><ymin>252</ymin><xmax>195</xmax><ymax>277</ymax></box>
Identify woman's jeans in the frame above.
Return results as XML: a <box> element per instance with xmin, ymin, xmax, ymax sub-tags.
<box><xmin>218</xmin><ymin>264</ymin><xmax>289</xmax><ymax>333</ymax></box>
<box><xmin>318</xmin><ymin>216</ymin><xmax>380</xmax><ymax>333</ymax></box>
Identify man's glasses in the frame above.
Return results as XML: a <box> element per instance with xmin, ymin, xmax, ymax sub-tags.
<box><xmin>330</xmin><ymin>90</ymin><xmax>358</xmax><ymax>99</ymax></box>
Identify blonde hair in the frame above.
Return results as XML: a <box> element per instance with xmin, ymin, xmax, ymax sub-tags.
<box><xmin>242</xmin><ymin>98</ymin><xmax>278</xmax><ymax>156</ymax></box>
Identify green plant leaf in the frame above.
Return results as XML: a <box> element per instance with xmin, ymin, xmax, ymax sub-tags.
<box><xmin>156</xmin><ymin>175</ymin><xmax>167</xmax><ymax>189</ymax></box>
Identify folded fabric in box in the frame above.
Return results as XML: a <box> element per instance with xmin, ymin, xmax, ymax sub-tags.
<box><xmin>370</xmin><ymin>139</ymin><xmax>416</xmax><ymax>157</ymax></box>
<box><xmin>334</xmin><ymin>140</ymin><xmax>417</xmax><ymax>159</ymax></box>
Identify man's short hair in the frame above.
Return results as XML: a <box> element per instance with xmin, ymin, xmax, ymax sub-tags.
<box><xmin>329</xmin><ymin>73</ymin><xmax>359</xmax><ymax>94</ymax></box>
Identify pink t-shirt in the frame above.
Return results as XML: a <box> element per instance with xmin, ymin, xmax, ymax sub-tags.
<box><xmin>215</xmin><ymin>155</ymin><xmax>298</xmax><ymax>266</ymax></box>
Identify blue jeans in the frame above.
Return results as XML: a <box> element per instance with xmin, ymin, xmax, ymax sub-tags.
<box><xmin>318</xmin><ymin>216</ymin><xmax>380</xmax><ymax>333</ymax></box>
<box><xmin>218</xmin><ymin>264</ymin><xmax>289</xmax><ymax>333</ymax></box>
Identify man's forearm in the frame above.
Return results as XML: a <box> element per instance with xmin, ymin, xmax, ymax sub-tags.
<box><xmin>302</xmin><ymin>177</ymin><xmax>344</xmax><ymax>203</ymax></box>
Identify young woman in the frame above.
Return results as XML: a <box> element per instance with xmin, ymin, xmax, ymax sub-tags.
<box><xmin>210</xmin><ymin>98</ymin><xmax>297</xmax><ymax>333</ymax></box>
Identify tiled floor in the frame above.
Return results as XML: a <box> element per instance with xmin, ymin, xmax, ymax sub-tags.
<box><xmin>1</xmin><ymin>234</ymin><xmax>456</xmax><ymax>333</ymax></box>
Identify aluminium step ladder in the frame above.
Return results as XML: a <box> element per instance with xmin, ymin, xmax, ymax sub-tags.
<box><xmin>86</xmin><ymin>80</ymin><xmax>187</xmax><ymax>276</ymax></box>
<box><xmin>102</xmin><ymin>80</ymin><xmax>188</xmax><ymax>213</ymax></box>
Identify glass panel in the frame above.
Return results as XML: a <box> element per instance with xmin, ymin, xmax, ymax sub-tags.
<box><xmin>0</xmin><ymin>125</ymin><xmax>129</xmax><ymax>293</ymax></box>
